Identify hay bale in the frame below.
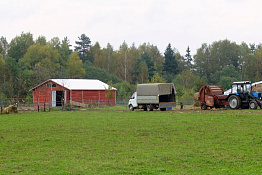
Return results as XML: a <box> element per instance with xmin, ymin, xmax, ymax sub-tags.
<box><xmin>2</xmin><ymin>105</ymin><xmax>18</xmax><ymax>114</ymax></box>
<box><xmin>252</xmin><ymin>84</ymin><xmax>262</xmax><ymax>92</ymax></box>
<box><xmin>193</xmin><ymin>92</ymin><xmax>201</xmax><ymax>107</ymax></box>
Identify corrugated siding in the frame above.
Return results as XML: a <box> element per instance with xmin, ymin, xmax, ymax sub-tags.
<box><xmin>33</xmin><ymin>80</ymin><xmax>70</xmax><ymax>107</ymax></box>
<box><xmin>33</xmin><ymin>80</ymin><xmax>116</xmax><ymax>107</ymax></box>
<box><xmin>72</xmin><ymin>90</ymin><xmax>116</xmax><ymax>105</ymax></box>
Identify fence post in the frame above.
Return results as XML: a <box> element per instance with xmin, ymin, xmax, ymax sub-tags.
<box><xmin>1</xmin><ymin>106</ymin><xmax>2</xmax><ymax>114</ymax></box>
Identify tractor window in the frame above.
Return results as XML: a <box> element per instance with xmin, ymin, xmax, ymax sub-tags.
<box><xmin>237</xmin><ymin>85</ymin><xmax>243</xmax><ymax>93</ymax></box>
<box><xmin>244</xmin><ymin>84</ymin><xmax>251</xmax><ymax>93</ymax></box>
<box><xmin>232</xmin><ymin>84</ymin><xmax>237</xmax><ymax>93</ymax></box>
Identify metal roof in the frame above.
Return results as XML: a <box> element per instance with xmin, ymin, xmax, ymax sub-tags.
<box><xmin>232</xmin><ymin>81</ymin><xmax>251</xmax><ymax>84</ymax></box>
<box><xmin>31</xmin><ymin>79</ymin><xmax>117</xmax><ymax>91</ymax></box>
<box><xmin>51</xmin><ymin>79</ymin><xmax>117</xmax><ymax>90</ymax></box>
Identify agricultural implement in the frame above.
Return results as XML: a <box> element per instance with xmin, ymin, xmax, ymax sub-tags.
<box><xmin>198</xmin><ymin>81</ymin><xmax>262</xmax><ymax>110</ymax></box>
<box><xmin>198</xmin><ymin>85</ymin><xmax>228</xmax><ymax>110</ymax></box>
<box><xmin>227</xmin><ymin>81</ymin><xmax>262</xmax><ymax>109</ymax></box>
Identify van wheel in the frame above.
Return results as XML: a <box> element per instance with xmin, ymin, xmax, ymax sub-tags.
<box><xmin>129</xmin><ymin>105</ymin><xmax>134</xmax><ymax>111</ymax></box>
<box><xmin>147</xmin><ymin>104</ymin><xmax>153</xmax><ymax>111</ymax></box>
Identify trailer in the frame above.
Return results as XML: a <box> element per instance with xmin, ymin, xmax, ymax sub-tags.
<box><xmin>128</xmin><ymin>83</ymin><xmax>176</xmax><ymax>111</ymax></box>
<box><xmin>198</xmin><ymin>85</ymin><xmax>228</xmax><ymax>110</ymax></box>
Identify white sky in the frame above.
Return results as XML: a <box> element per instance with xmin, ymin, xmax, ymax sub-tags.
<box><xmin>0</xmin><ymin>0</ymin><xmax>261</xmax><ymax>56</ymax></box>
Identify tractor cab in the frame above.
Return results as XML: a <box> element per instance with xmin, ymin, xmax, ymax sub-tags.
<box><xmin>228</xmin><ymin>81</ymin><xmax>262</xmax><ymax>109</ymax></box>
<box><xmin>231</xmin><ymin>81</ymin><xmax>251</xmax><ymax>100</ymax></box>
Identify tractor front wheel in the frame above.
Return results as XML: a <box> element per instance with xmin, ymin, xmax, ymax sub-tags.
<box><xmin>228</xmin><ymin>95</ymin><xmax>241</xmax><ymax>109</ymax></box>
<box><xmin>249</xmin><ymin>100</ymin><xmax>258</xmax><ymax>109</ymax></box>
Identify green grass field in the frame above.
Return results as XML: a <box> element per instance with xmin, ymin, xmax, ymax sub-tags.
<box><xmin>1</xmin><ymin>107</ymin><xmax>262</xmax><ymax>174</ymax></box>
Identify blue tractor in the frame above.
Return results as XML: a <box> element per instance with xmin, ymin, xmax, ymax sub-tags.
<box><xmin>228</xmin><ymin>81</ymin><xmax>262</xmax><ymax>109</ymax></box>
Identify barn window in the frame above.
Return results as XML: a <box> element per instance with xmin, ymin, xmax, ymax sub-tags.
<box><xmin>47</xmin><ymin>83</ymin><xmax>57</xmax><ymax>88</ymax></box>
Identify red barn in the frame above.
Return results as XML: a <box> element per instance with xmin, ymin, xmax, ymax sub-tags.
<box><xmin>31</xmin><ymin>79</ymin><xmax>117</xmax><ymax>107</ymax></box>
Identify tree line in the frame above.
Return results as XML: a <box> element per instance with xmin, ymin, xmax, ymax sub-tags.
<box><xmin>0</xmin><ymin>32</ymin><xmax>261</xmax><ymax>103</ymax></box>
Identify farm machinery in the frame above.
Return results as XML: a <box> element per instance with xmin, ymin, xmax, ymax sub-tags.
<box><xmin>198</xmin><ymin>85</ymin><xmax>228</xmax><ymax>110</ymax></box>
<box><xmin>227</xmin><ymin>81</ymin><xmax>262</xmax><ymax>109</ymax></box>
<box><xmin>198</xmin><ymin>81</ymin><xmax>262</xmax><ymax>110</ymax></box>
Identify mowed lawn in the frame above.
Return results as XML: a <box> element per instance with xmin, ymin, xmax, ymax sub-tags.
<box><xmin>1</xmin><ymin>108</ymin><xmax>262</xmax><ymax>174</ymax></box>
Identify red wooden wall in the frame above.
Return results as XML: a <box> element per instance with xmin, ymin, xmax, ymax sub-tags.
<box><xmin>33</xmin><ymin>80</ymin><xmax>116</xmax><ymax>107</ymax></box>
<box><xmin>70</xmin><ymin>90</ymin><xmax>116</xmax><ymax>105</ymax></box>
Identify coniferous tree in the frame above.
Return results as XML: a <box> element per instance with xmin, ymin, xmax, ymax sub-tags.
<box><xmin>75</xmin><ymin>34</ymin><xmax>91</xmax><ymax>63</ymax></box>
<box><xmin>164</xmin><ymin>43</ymin><xmax>178</xmax><ymax>76</ymax></box>
<box><xmin>185</xmin><ymin>46</ymin><xmax>192</xmax><ymax>70</ymax></box>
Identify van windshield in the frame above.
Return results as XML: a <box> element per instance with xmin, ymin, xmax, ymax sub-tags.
<box><xmin>130</xmin><ymin>92</ymin><xmax>137</xmax><ymax>99</ymax></box>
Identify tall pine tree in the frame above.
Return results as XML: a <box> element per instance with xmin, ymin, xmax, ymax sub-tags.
<box><xmin>185</xmin><ymin>46</ymin><xmax>192</xmax><ymax>70</ymax></box>
<box><xmin>164</xmin><ymin>43</ymin><xmax>177</xmax><ymax>75</ymax></box>
<box><xmin>74</xmin><ymin>34</ymin><xmax>91</xmax><ymax>63</ymax></box>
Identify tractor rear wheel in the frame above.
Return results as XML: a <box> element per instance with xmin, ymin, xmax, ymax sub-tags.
<box><xmin>228</xmin><ymin>95</ymin><xmax>241</xmax><ymax>109</ymax></box>
<box><xmin>249</xmin><ymin>100</ymin><xmax>258</xmax><ymax>109</ymax></box>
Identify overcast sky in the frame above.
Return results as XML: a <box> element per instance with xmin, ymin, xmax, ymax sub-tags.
<box><xmin>0</xmin><ymin>0</ymin><xmax>261</xmax><ymax>55</ymax></box>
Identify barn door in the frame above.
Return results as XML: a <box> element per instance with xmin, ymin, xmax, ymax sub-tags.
<box><xmin>64</xmin><ymin>90</ymin><xmax>67</xmax><ymax>104</ymax></box>
<box><xmin>52</xmin><ymin>91</ymin><xmax>56</xmax><ymax>107</ymax></box>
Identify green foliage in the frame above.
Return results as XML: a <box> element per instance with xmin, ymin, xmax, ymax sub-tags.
<box><xmin>90</xmin><ymin>42</ymin><xmax>102</xmax><ymax>67</ymax></box>
<box><xmin>185</xmin><ymin>46</ymin><xmax>192</xmax><ymax>69</ymax></box>
<box><xmin>193</xmin><ymin>76</ymin><xmax>207</xmax><ymax>92</ymax></box>
<box><xmin>36</xmin><ymin>36</ymin><xmax>47</xmax><ymax>45</ymax></box>
<box><xmin>113</xmin><ymin>81</ymin><xmax>133</xmax><ymax>100</ymax></box>
<box><xmin>140</xmin><ymin>52</ymin><xmax>155</xmax><ymax>80</ymax></box>
<box><xmin>2</xmin><ymin>32</ymin><xmax>262</xmax><ymax>102</ymax></box>
<box><xmin>254</xmin><ymin>47</ymin><xmax>262</xmax><ymax>81</ymax></box>
<box><xmin>178</xmin><ymin>70</ymin><xmax>196</xmax><ymax>89</ymax></box>
<box><xmin>137</xmin><ymin>61</ymin><xmax>149</xmax><ymax>83</ymax></box>
<box><xmin>0</xmin><ymin>36</ymin><xmax>9</xmax><ymax>58</ymax></box>
<box><xmin>83</xmin><ymin>61</ymin><xmax>121</xmax><ymax>84</ymax></box>
<box><xmin>105</xmin><ymin>80</ymin><xmax>115</xmax><ymax>105</ymax></box>
<box><xmin>219</xmin><ymin>76</ymin><xmax>238</xmax><ymax>90</ymax></box>
<box><xmin>150</xmin><ymin>72</ymin><xmax>166</xmax><ymax>83</ymax></box>
<box><xmin>8</xmin><ymin>32</ymin><xmax>34</xmax><ymax>62</ymax></box>
<box><xmin>194</xmin><ymin>40</ymin><xmax>242</xmax><ymax>85</ymax></box>
<box><xmin>220</xmin><ymin>65</ymin><xmax>241</xmax><ymax>80</ymax></box>
<box><xmin>20</xmin><ymin>43</ymin><xmax>60</xmax><ymax>71</ymax></box>
<box><xmin>179</xmin><ymin>88</ymin><xmax>195</xmax><ymax>102</ymax></box>
<box><xmin>218</xmin><ymin>65</ymin><xmax>241</xmax><ymax>90</ymax></box>
<box><xmin>0</xmin><ymin>55</ymin><xmax>5</xmax><ymax>80</ymax></box>
<box><xmin>0</xmin><ymin>92</ymin><xmax>9</xmax><ymax>105</ymax></box>
<box><xmin>174</xmin><ymin>85</ymin><xmax>184</xmax><ymax>99</ymax></box>
<box><xmin>65</xmin><ymin>51</ymin><xmax>85</xmax><ymax>78</ymax></box>
<box><xmin>75</xmin><ymin>34</ymin><xmax>91</xmax><ymax>63</ymax></box>
<box><xmin>164</xmin><ymin>43</ymin><xmax>178</xmax><ymax>76</ymax></box>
